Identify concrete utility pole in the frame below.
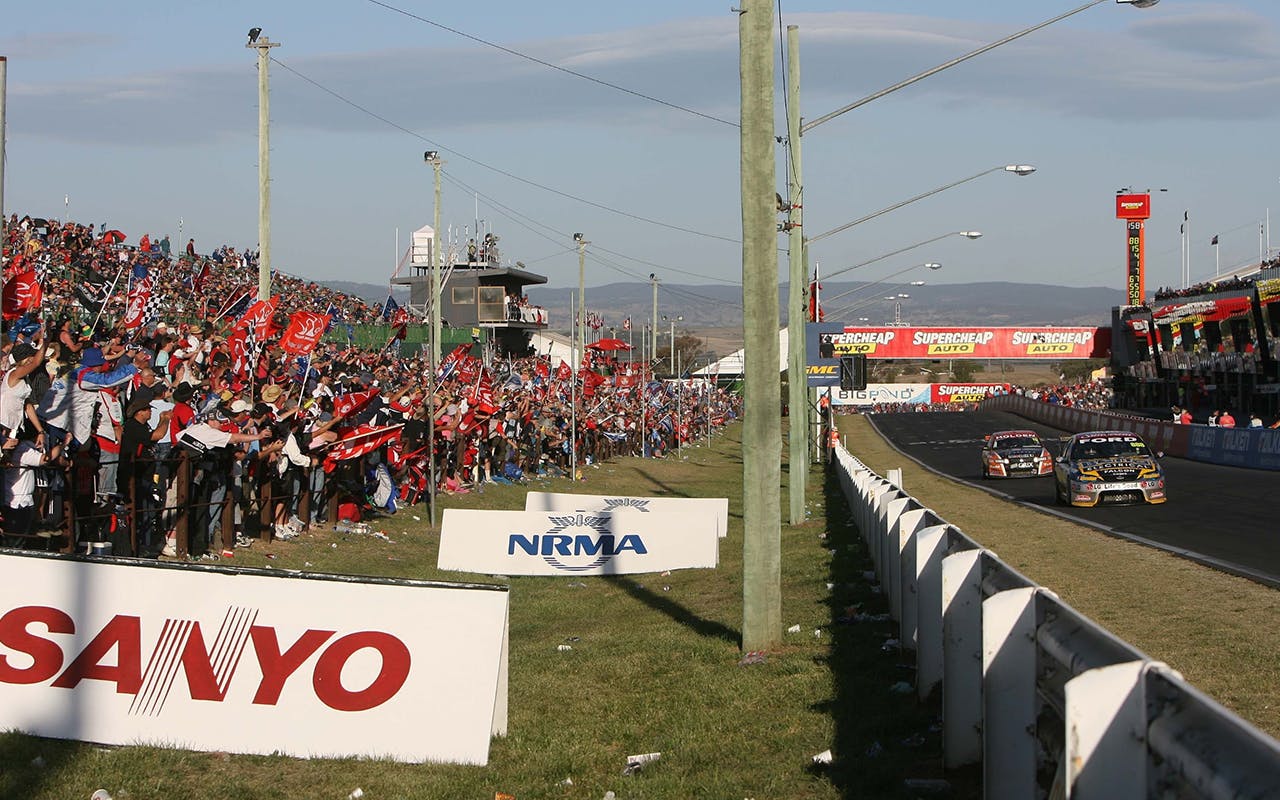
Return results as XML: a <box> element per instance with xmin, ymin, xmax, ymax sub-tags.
<box><xmin>424</xmin><ymin>150</ymin><xmax>444</xmax><ymax>527</ymax></box>
<box><xmin>785</xmin><ymin>26</ymin><xmax>807</xmax><ymax>526</ymax></box>
<box><xmin>247</xmin><ymin>31</ymin><xmax>280</xmax><ymax>301</ymax></box>
<box><xmin>425</xmin><ymin>151</ymin><xmax>444</xmax><ymax>363</ymax></box>
<box><xmin>739</xmin><ymin>0</ymin><xmax>782</xmax><ymax>652</ymax></box>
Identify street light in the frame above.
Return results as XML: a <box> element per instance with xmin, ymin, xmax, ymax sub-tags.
<box><xmin>824</xmin><ymin>233</ymin><xmax>977</xmax><ymax>283</ymax></box>
<box><xmin>809</xmin><ymin>165</ymin><xmax>1033</xmax><ymax>245</ymax></box>
<box><xmin>801</xmin><ymin>0</ymin><xmax>1160</xmax><ymax>134</ymax></box>
<box><xmin>825</xmin><ymin>264</ymin><xmax>942</xmax><ymax>316</ymax></box>
<box><xmin>663</xmin><ymin>314</ymin><xmax>683</xmax><ymax>375</ymax></box>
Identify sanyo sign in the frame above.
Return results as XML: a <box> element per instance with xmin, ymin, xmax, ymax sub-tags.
<box><xmin>0</xmin><ymin>554</ymin><xmax>509</xmax><ymax>765</ymax></box>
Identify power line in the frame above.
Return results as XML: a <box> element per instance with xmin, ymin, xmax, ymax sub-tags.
<box><xmin>270</xmin><ymin>56</ymin><xmax>741</xmax><ymax>244</ymax></box>
<box><xmin>364</xmin><ymin>0</ymin><xmax>740</xmax><ymax>129</ymax></box>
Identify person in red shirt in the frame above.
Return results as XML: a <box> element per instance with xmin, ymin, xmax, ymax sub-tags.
<box><xmin>1219</xmin><ymin>410</ymin><xmax>1237</xmax><ymax>428</ymax></box>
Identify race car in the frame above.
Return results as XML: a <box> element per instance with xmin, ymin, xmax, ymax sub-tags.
<box><xmin>1053</xmin><ymin>430</ymin><xmax>1166</xmax><ymax>507</ymax></box>
<box><xmin>980</xmin><ymin>430</ymin><xmax>1053</xmax><ymax>478</ymax></box>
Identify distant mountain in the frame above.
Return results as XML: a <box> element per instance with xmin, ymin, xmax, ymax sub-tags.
<box><xmin>524</xmin><ymin>281</ymin><xmax>1121</xmax><ymax>332</ymax></box>
<box><xmin>324</xmin><ymin>281</ymin><xmax>408</xmax><ymax>306</ymax></box>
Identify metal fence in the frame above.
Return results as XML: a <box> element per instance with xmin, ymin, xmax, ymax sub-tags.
<box><xmin>824</xmin><ymin>411</ymin><xmax>1280</xmax><ymax>798</ymax></box>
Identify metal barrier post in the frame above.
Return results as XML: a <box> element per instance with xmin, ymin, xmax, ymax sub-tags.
<box><xmin>914</xmin><ymin>524</ymin><xmax>949</xmax><ymax>697</ymax></box>
<box><xmin>942</xmin><ymin>548</ymin><xmax>984</xmax><ymax>768</ymax></box>
<box><xmin>1063</xmin><ymin>660</ymin><xmax>1148</xmax><ymax>799</ymax></box>
<box><xmin>983</xmin><ymin>587</ymin><xmax>1039</xmax><ymax>799</ymax></box>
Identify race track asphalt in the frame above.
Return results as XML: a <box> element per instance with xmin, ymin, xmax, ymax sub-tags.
<box><xmin>866</xmin><ymin>409</ymin><xmax>1280</xmax><ymax>587</ymax></box>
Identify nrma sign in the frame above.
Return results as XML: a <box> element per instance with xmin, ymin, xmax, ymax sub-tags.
<box><xmin>507</xmin><ymin>513</ymin><xmax>647</xmax><ymax>571</ymax></box>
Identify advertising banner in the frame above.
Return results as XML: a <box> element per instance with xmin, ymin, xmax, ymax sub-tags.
<box><xmin>826</xmin><ymin>384</ymin><xmax>931</xmax><ymax>406</ymax></box>
<box><xmin>930</xmin><ymin>383</ymin><xmax>1012</xmax><ymax>403</ymax></box>
<box><xmin>0</xmin><ymin>554</ymin><xmax>510</xmax><ymax>765</ymax></box>
<box><xmin>806</xmin><ymin>323</ymin><xmax>1106</xmax><ymax>384</ymax></box>
<box><xmin>525</xmin><ymin>492</ymin><xmax>729</xmax><ymax>538</ymax></box>
<box><xmin>439</xmin><ymin>510</ymin><xmax>720</xmax><ymax>576</ymax></box>
<box><xmin>1115</xmin><ymin>193</ymin><xmax>1152</xmax><ymax>220</ymax></box>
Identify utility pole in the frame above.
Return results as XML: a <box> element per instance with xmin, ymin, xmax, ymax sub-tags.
<box><xmin>785</xmin><ymin>25</ymin><xmax>807</xmax><ymax>526</ymax></box>
<box><xmin>424</xmin><ymin>150</ymin><xmax>444</xmax><ymax>527</ymax></box>
<box><xmin>649</xmin><ymin>273</ymin><xmax>660</xmax><ymax>372</ymax></box>
<box><xmin>740</xmin><ymin>0</ymin><xmax>782</xmax><ymax>652</ymax></box>
<box><xmin>247</xmin><ymin>31</ymin><xmax>280</xmax><ymax>301</ymax></box>
<box><xmin>575</xmin><ymin>233</ymin><xmax>588</xmax><ymax>365</ymax></box>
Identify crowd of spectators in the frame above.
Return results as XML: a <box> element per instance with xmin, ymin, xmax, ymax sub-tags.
<box><xmin>1153</xmin><ymin>274</ymin><xmax>1257</xmax><ymax>302</ymax></box>
<box><xmin>1012</xmin><ymin>379</ymin><xmax>1113</xmax><ymax>410</ymax></box>
<box><xmin>1</xmin><ymin>213</ymin><xmax>741</xmax><ymax>558</ymax></box>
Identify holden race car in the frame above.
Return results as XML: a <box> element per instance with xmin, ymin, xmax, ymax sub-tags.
<box><xmin>1053</xmin><ymin>431</ymin><xmax>1166</xmax><ymax>507</ymax></box>
<box><xmin>980</xmin><ymin>430</ymin><xmax>1053</xmax><ymax>478</ymax></box>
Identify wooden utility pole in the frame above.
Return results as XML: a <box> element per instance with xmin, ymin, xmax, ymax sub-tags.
<box><xmin>0</xmin><ymin>56</ymin><xmax>7</xmax><ymax>284</ymax></box>
<box><xmin>740</xmin><ymin>0</ymin><xmax>782</xmax><ymax>651</ymax></box>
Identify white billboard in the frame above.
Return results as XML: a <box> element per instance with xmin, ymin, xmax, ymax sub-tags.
<box><xmin>823</xmin><ymin>383</ymin><xmax>931</xmax><ymax>406</ymax></box>
<box><xmin>439</xmin><ymin>509</ymin><xmax>720</xmax><ymax>576</ymax></box>
<box><xmin>0</xmin><ymin>553</ymin><xmax>509</xmax><ymax>765</ymax></box>
<box><xmin>524</xmin><ymin>491</ymin><xmax>730</xmax><ymax>538</ymax></box>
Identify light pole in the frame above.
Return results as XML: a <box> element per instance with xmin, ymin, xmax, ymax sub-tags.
<box><xmin>824</xmin><ymin>232</ymin><xmax>978</xmax><ymax>285</ymax></box>
<box><xmin>574</xmin><ymin>233</ymin><xmax>588</xmax><ymax>363</ymax></box>
<box><xmin>808</xmin><ymin>166</ymin><xmax>1033</xmax><ymax>246</ymax></box>
<box><xmin>246</xmin><ymin>28</ymin><xmax>280</xmax><ymax>301</ymax></box>
<box><xmin>826</xmin><ymin>265</ymin><xmax>942</xmax><ymax>318</ymax></box>
<box><xmin>663</xmin><ymin>314</ymin><xmax>683</xmax><ymax>377</ymax></box>
<box><xmin>649</xmin><ymin>273</ymin><xmax>659</xmax><ymax>371</ymax></box>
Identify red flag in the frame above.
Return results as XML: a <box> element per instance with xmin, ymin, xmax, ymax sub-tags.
<box><xmin>809</xmin><ymin>274</ymin><xmax>824</xmax><ymax>322</ymax></box>
<box><xmin>555</xmin><ymin>360</ymin><xmax>572</xmax><ymax>381</ymax></box>
<box><xmin>237</xmin><ymin>296</ymin><xmax>279</xmax><ymax>339</ymax></box>
<box><xmin>455</xmin><ymin>355</ymin><xmax>482</xmax><ymax>385</ymax></box>
<box><xmin>469</xmin><ymin>374</ymin><xmax>498</xmax><ymax>415</ymax></box>
<box><xmin>1</xmin><ymin>269</ymin><xmax>42</xmax><ymax>321</ymax></box>
<box><xmin>323</xmin><ymin>424</ymin><xmax>403</xmax><ymax>471</ymax></box>
<box><xmin>622</xmin><ymin>316</ymin><xmax>631</xmax><ymax>331</ymax></box>
<box><xmin>391</xmin><ymin>307</ymin><xmax>410</xmax><ymax>340</ymax></box>
<box><xmin>227</xmin><ymin>328</ymin><xmax>248</xmax><ymax>377</ymax></box>
<box><xmin>334</xmin><ymin>388</ymin><xmax>380</xmax><ymax>418</ymax></box>
<box><xmin>535</xmin><ymin>359</ymin><xmax>550</xmax><ymax>379</ymax></box>
<box><xmin>122</xmin><ymin>277</ymin><xmax>151</xmax><ymax>329</ymax></box>
<box><xmin>279</xmin><ymin>311</ymin><xmax>331</xmax><ymax>355</ymax></box>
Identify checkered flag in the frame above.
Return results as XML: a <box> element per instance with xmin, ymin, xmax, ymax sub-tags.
<box><xmin>143</xmin><ymin>289</ymin><xmax>166</xmax><ymax>329</ymax></box>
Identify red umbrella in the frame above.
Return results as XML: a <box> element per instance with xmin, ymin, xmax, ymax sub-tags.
<box><xmin>587</xmin><ymin>338</ymin><xmax>632</xmax><ymax>352</ymax></box>
<box><xmin>101</xmin><ymin>230</ymin><xmax>127</xmax><ymax>244</ymax></box>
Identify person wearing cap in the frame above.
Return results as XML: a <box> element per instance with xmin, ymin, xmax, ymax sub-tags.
<box><xmin>119</xmin><ymin>397</ymin><xmax>172</xmax><ymax>555</ymax></box>
<box><xmin>180</xmin><ymin>407</ymin><xmax>271</xmax><ymax>557</ymax></box>
<box><xmin>2</xmin><ymin>333</ymin><xmax>46</xmax><ymax>445</ymax></box>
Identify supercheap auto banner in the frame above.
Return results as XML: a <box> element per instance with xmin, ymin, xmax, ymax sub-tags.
<box><xmin>806</xmin><ymin>323</ymin><xmax>1108</xmax><ymax>385</ymax></box>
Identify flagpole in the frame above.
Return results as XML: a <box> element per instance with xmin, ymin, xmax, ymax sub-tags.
<box><xmin>89</xmin><ymin>261</ymin><xmax>130</xmax><ymax>334</ymax></box>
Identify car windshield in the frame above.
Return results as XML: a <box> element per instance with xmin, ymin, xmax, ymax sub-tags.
<box><xmin>1072</xmin><ymin>436</ymin><xmax>1150</xmax><ymax>460</ymax></box>
<box><xmin>993</xmin><ymin>436</ymin><xmax>1039</xmax><ymax>450</ymax></box>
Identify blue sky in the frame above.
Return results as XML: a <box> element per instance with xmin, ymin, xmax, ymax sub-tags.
<box><xmin>5</xmin><ymin>1</ymin><xmax>1280</xmax><ymax>305</ymax></box>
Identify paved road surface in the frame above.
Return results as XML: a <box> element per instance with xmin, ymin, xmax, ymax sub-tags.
<box><xmin>866</xmin><ymin>410</ymin><xmax>1280</xmax><ymax>587</ymax></box>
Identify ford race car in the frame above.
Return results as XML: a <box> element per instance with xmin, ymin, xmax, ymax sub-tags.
<box><xmin>1054</xmin><ymin>431</ymin><xmax>1166</xmax><ymax>507</ymax></box>
<box><xmin>980</xmin><ymin>430</ymin><xmax>1053</xmax><ymax>478</ymax></box>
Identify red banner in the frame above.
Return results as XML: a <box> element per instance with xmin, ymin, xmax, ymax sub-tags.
<box><xmin>930</xmin><ymin>383</ymin><xmax>1011</xmax><ymax>404</ymax></box>
<box><xmin>279</xmin><ymin>311</ymin><xmax>331</xmax><ymax>355</ymax></box>
<box><xmin>818</xmin><ymin>327</ymin><xmax>1108</xmax><ymax>360</ymax></box>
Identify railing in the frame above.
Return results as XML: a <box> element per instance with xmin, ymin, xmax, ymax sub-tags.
<box><xmin>823</xmin><ymin>411</ymin><xmax>1280</xmax><ymax>798</ymax></box>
